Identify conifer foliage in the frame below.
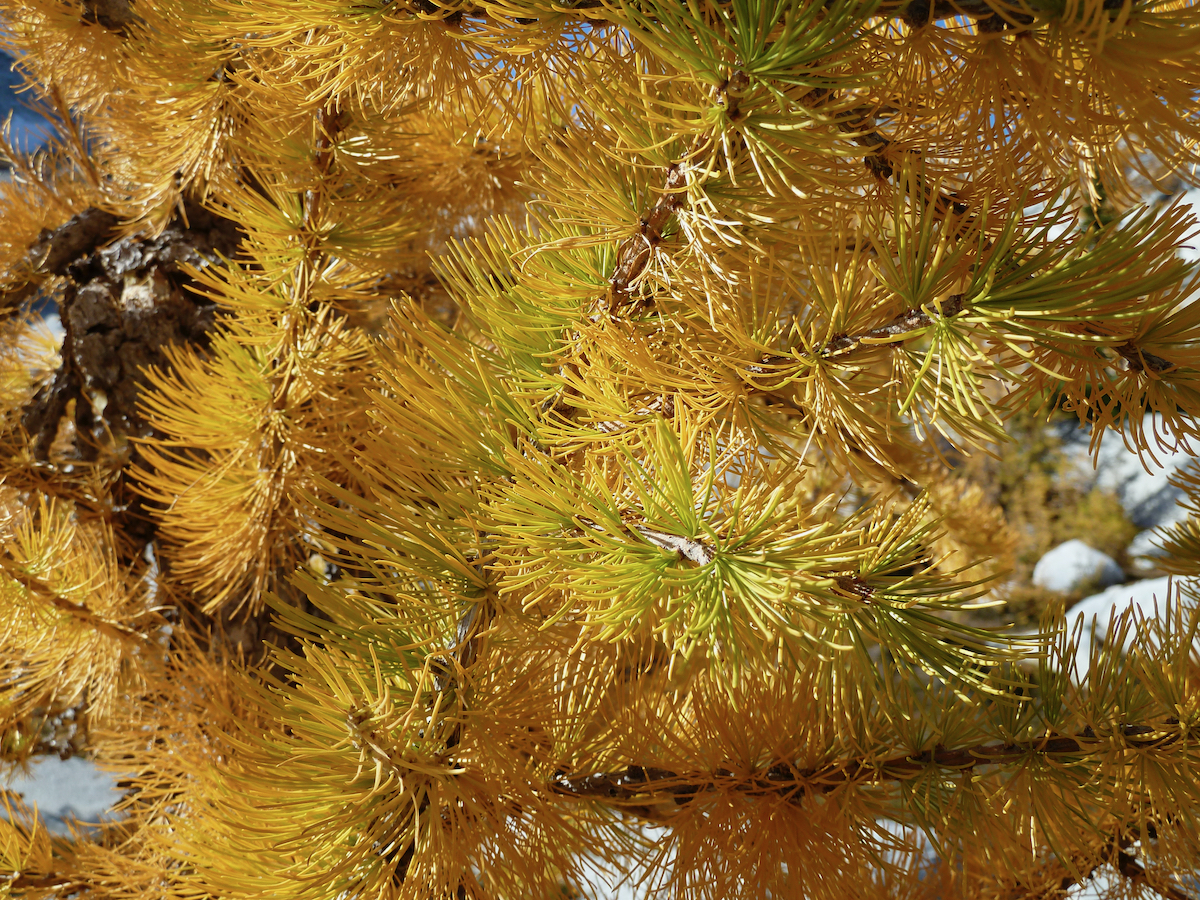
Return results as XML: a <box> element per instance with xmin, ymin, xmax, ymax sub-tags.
<box><xmin>2</xmin><ymin>0</ymin><xmax>1200</xmax><ymax>897</ymax></box>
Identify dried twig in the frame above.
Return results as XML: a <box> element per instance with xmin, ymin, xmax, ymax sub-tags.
<box><xmin>577</xmin><ymin>515</ymin><xmax>716</xmax><ymax>566</ymax></box>
<box><xmin>1116</xmin><ymin>341</ymin><xmax>1177</xmax><ymax>374</ymax></box>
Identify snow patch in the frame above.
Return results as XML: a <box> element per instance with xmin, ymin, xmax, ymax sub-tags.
<box><xmin>1032</xmin><ymin>540</ymin><xmax>1123</xmax><ymax>593</ymax></box>
<box><xmin>1063</xmin><ymin>576</ymin><xmax>1199</xmax><ymax>680</ymax></box>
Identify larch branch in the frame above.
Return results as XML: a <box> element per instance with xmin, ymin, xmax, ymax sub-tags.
<box><xmin>552</xmin><ymin>722</ymin><xmax>1195</xmax><ymax>812</ymax></box>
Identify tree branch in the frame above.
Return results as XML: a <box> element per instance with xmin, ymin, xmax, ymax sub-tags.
<box><xmin>0</xmin><ymin>547</ymin><xmax>145</xmax><ymax>643</ymax></box>
<box><xmin>1116</xmin><ymin>340</ymin><xmax>1177</xmax><ymax>375</ymax></box>
<box><xmin>80</xmin><ymin>0</ymin><xmax>141</xmax><ymax>35</ymax></box>
<box><xmin>604</xmin><ymin>162</ymin><xmax>688</xmax><ymax>314</ymax></box>
<box><xmin>1006</xmin><ymin>827</ymin><xmax>1199</xmax><ymax>900</ymax></box>
<box><xmin>20</xmin><ymin>201</ymin><xmax>240</xmax><ymax>463</ymax></box>
<box><xmin>552</xmin><ymin>722</ymin><xmax>1193</xmax><ymax>813</ymax></box>
<box><xmin>745</xmin><ymin>293</ymin><xmax>966</xmax><ymax>387</ymax></box>
<box><xmin>602</xmin><ymin>71</ymin><xmax>759</xmax><ymax>315</ymax></box>
<box><xmin>396</xmin><ymin>0</ymin><xmax>1032</xmax><ymax>28</ymax></box>
<box><xmin>576</xmin><ymin>515</ymin><xmax>716</xmax><ymax>566</ymax></box>
<box><xmin>1114</xmin><ymin>848</ymin><xmax>1197</xmax><ymax>900</ymax></box>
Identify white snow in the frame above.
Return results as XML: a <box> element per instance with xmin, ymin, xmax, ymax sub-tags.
<box><xmin>1179</xmin><ymin>186</ymin><xmax>1200</xmax><ymax>266</ymax></box>
<box><xmin>1032</xmin><ymin>540</ymin><xmax>1123</xmax><ymax>593</ymax></box>
<box><xmin>1063</xmin><ymin>576</ymin><xmax>1199</xmax><ymax>680</ymax></box>
<box><xmin>1126</xmin><ymin>527</ymin><xmax>1171</xmax><ymax>575</ymax></box>
<box><xmin>2</xmin><ymin>755</ymin><xmax>125</xmax><ymax>835</ymax></box>
<box><xmin>1057</xmin><ymin>415</ymin><xmax>1196</xmax><ymax>530</ymax></box>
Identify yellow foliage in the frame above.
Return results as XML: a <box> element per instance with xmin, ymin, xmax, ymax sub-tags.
<box><xmin>0</xmin><ymin>0</ymin><xmax>1197</xmax><ymax>897</ymax></box>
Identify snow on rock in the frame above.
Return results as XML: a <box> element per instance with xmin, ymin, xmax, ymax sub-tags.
<box><xmin>1065</xmin><ymin>859</ymin><xmax>1200</xmax><ymax>899</ymax></box>
<box><xmin>1057</xmin><ymin>415</ymin><xmax>1197</xmax><ymax>530</ymax></box>
<box><xmin>1180</xmin><ymin>185</ymin><xmax>1200</xmax><ymax>266</ymax></box>
<box><xmin>1</xmin><ymin>756</ymin><xmax>125</xmax><ymax>835</ymax></box>
<box><xmin>1126</xmin><ymin>527</ymin><xmax>1172</xmax><ymax>576</ymax></box>
<box><xmin>1032</xmin><ymin>539</ymin><xmax>1124</xmax><ymax>593</ymax></box>
<box><xmin>1063</xmin><ymin>576</ymin><xmax>1199</xmax><ymax>681</ymax></box>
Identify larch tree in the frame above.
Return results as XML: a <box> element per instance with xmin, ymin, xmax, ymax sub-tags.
<box><xmin>1</xmin><ymin>0</ymin><xmax>1200</xmax><ymax>897</ymax></box>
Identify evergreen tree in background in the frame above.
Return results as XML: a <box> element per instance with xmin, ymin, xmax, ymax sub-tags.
<box><xmin>2</xmin><ymin>0</ymin><xmax>1200</xmax><ymax>896</ymax></box>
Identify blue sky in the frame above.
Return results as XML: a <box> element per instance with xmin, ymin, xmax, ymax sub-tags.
<box><xmin>0</xmin><ymin>51</ymin><xmax>48</xmax><ymax>154</ymax></box>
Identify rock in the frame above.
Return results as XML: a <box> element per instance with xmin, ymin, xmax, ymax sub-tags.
<box><xmin>1032</xmin><ymin>540</ymin><xmax>1124</xmax><ymax>593</ymax></box>
<box><xmin>1063</xmin><ymin>576</ymin><xmax>1199</xmax><ymax>681</ymax></box>
<box><xmin>1</xmin><ymin>756</ymin><xmax>125</xmax><ymax>835</ymax></box>
<box><xmin>1126</xmin><ymin>528</ymin><xmax>1171</xmax><ymax>576</ymax></box>
<box><xmin>1056</xmin><ymin>414</ymin><xmax>1197</xmax><ymax>530</ymax></box>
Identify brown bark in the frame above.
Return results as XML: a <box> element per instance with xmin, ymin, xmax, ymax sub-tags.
<box><xmin>21</xmin><ymin>202</ymin><xmax>240</xmax><ymax>465</ymax></box>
